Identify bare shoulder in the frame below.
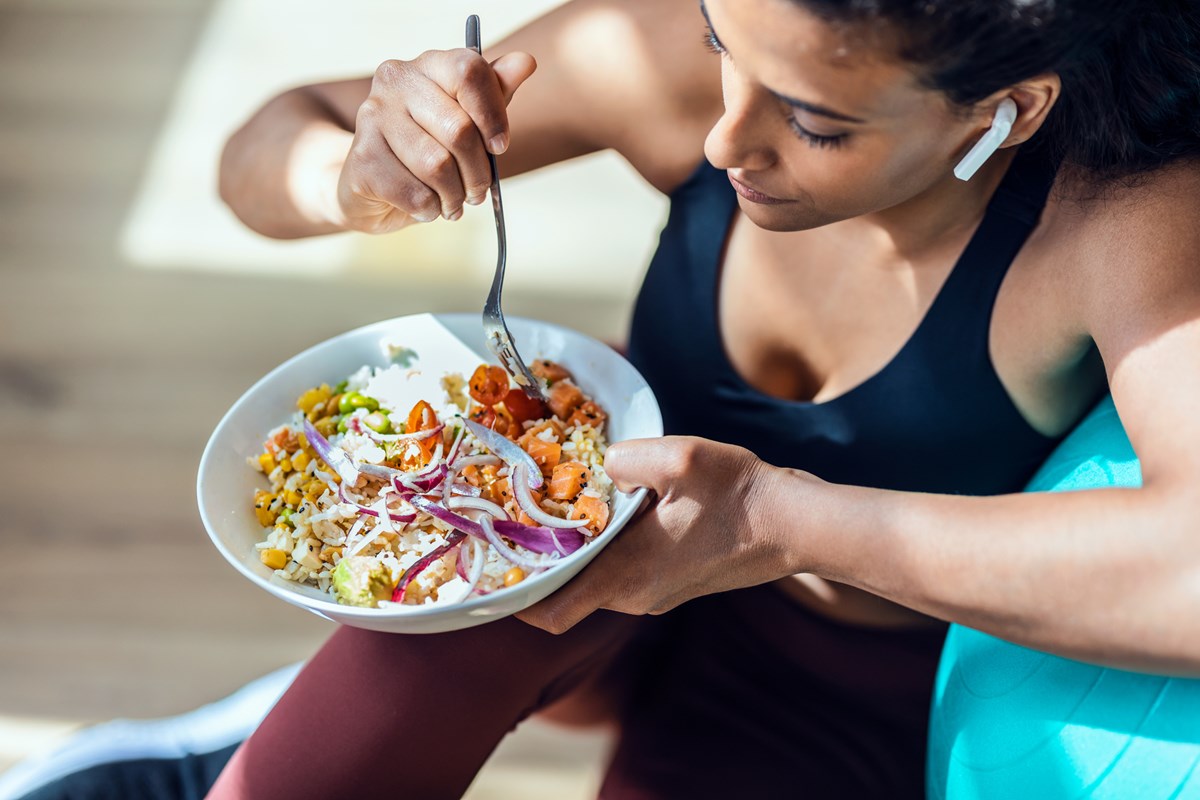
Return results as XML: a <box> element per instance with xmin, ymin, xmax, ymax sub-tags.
<box><xmin>503</xmin><ymin>0</ymin><xmax>723</xmax><ymax>192</ymax></box>
<box><xmin>1043</xmin><ymin>159</ymin><xmax>1200</xmax><ymax>334</ymax></box>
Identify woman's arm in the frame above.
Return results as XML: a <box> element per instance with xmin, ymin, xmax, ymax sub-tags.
<box><xmin>522</xmin><ymin>166</ymin><xmax>1200</xmax><ymax>675</ymax></box>
<box><xmin>218</xmin><ymin>0</ymin><xmax>720</xmax><ymax>239</ymax></box>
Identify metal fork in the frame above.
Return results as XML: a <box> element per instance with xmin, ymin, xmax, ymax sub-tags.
<box><xmin>466</xmin><ymin>14</ymin><xmax>549</xmax><ymax>404</ymax></box>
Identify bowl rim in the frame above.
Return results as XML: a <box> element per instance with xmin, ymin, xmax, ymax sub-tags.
<box><xmin>196</xmin><ymin>312</ymin><xmax>663</xmax><ymax>620</ymax></box>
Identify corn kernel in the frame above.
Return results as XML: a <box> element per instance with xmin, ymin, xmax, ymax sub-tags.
<box><xmin>260</xmin><ymin>548</ymin><xmax>288</xmax><ymax>570</ymax></box>
<box><xmin>284</xmin><ymin>489</ymin><xmax>303</xmax><ymax>506</ymax></box>
<box><xmin>314</xmin><ymin>417</ymin><xmax>337</xmax><ymax>438</ymax></box>
<box><xmin>503</xmin><ymin>567</ymin><xmax>525</xmax><ymax>587</ymax></box>
<box><xmin>296</xmin><ymin>386</ymin><xmax>332</xmax><ymax>415</ymax></box>
<box><xmin>279</xmin><ymin>458</ymin><xmax>292</xmax><ymax>473</ymax></box>
<box><xmin>253</xmin><ymin>490</ymin><xmax>278</xmax><ymax>527</ymax></box>
<box><xmin>302</xmin><ymin>479</ymin><xmax>326</xmax><ymax>497</ymax></box>
<box><xmin>258</xmin><ymin>453</ymin><xmax>276</xmax><ymax>473</ymax></box>
<box><xmin>292</xmin><ymin>452</ymin><xmax>311</xmax><ymax>472</ymax></box>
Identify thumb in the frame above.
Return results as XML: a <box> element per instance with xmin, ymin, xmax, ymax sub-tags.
<box><xmin>603</xmin><ymin>438</ymin><xmax>668</xmax><ymax>494</ymax></box>
<box><xmin>491</xmin><ymin>51</ymin><xmax>537</xmax><ymax>104</ymax></box>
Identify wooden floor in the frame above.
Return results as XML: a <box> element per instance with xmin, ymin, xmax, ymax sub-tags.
<box><xmin>0</xmin><ymin>0</ymin><xmax>632</xmax><ymax>794</ymax></box>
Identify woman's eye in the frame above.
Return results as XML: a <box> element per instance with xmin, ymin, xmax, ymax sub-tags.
<box><xmin>786</xmin><ymin>113</ymin><xmax>847</xmax><ymax>150</ymax></box>
<box><xmin>703</xmin><ymin>27</ymin><xmax>725</xmax><ymax>56</ymax></box>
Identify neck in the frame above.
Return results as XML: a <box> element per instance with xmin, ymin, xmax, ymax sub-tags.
<box><xmin>851</xmin><ymin>148</ymin><xmax>1018</xmax><ymax>266</ymax></box>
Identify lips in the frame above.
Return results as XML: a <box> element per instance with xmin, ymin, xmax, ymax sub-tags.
<box><xmin>727</xmin><ymin>172</ymin><xmax>786</xmax><ymax>205</ymax></box>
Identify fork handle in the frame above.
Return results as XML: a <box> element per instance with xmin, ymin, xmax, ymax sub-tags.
<box><xmin>466</xmin><ymin>14</ymin><xmax>508</xmax><ymax>306</ymax></box>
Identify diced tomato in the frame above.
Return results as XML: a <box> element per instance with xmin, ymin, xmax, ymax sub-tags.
<box><xmin>469</xmin><ymin>364</ymin><xmax>509</xmax><ymax>406</ymax></box>
<box><xmin>547</xmin><ymin>461</ymin><xmax>590</xmax><ymax>501</ymax></box>
<box><xmin>531</xmin><ymin>359</ymin><xmax>573</xmax><ymax>384</ymax></box>
<box><xmin>499</xmin><ymin>388</ymin><xmax>549</xmax><ymax>427</ymax></box>
<box><xmin>569</xmin><ymin>495</ymin><xmax>609</xmax><ymax>535</ymax></box>
<box><xmin>401</xmin><ymin>400</ymin><xmax>441</xmax><ymax>465</ymax></box>
<box><xmin>567</xmin><ymin>401</ymin><xmax>606</xmax><ymax>430</ymax></box>
<box><xmin>469</xmin><ymin>404</ymin><xmax>509</xmax><ymax>436</ymax></box>
<box><xmin>406</xmin><ymin>400</ymin><xmax>438</xmax><ymax>433</ymax></box>
<box><xmin>547</xmin><ymin>380</ymin><xmax>585</xmax><ymax>421</ymax></box>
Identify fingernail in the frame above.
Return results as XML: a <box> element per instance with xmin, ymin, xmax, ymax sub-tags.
<box><xmin>447</xmin><ymin>207</ymin><xmax>463</xmax><ymax>221</ymax></box>
<box><xmin>466</xmin><ymin>193</ymin><xmax>485</xmax><ymax>206</ymax></box>
<box><xmin>413</xmin><ymin>211</ymin><xmax>437</xmax><ymax>223</ymax></box>
<box><xmin>488</xmin><ymin>134</ymin><xmax>508</xmax><ymax>154</ymax></box>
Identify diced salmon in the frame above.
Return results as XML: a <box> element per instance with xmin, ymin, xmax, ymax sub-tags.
<box><xmin>489</xmin><ymin>475</ymin><xmax>513</xmax><ymax>505</ymax></box>
<box><xmin>547</xmin><ymin>461</ymin><xmax>591</xmax><ymax>501</ymax></box>
<box><xmin>522</xmin><ymin>419</ymin><xmax>565</xmax><ymax>442</ymax></box>
<box><xmin>509</xmin><ymin>480</ymin><xmax>545</xmax><ymax>525</ymax></box>
<box><xmin>521</xmin><ymin>435</ymin><xmax>562</xmax><ymax>477</ymax></box>
<box><xmin>547</xmin><ymin>381</ymin><xmax>585</xmax><ymax>421</ymax></box>
<box><xmin>567</xmin><ymin>401</ymin><xmax>606</xmax><ymax>430</ymax></box>
<box><xmin>531</xmin><ymin>359</ymin><xmax>573</xmax><ymax>385</ymax></box>
<box><xmin>569</xmin><ymin>495</ymin><xmax>609</xmax><ymax>536</ymax></box>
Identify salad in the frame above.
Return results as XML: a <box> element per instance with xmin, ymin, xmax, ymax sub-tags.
<box><xmin>248</xmin><ymin>359</ymin><xmax>612</xmax><ymax>608</ymax></box>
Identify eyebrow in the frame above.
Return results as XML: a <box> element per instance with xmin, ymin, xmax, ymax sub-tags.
<box><xmin>698</xmin><ymin>0</ymin><xmax>869</xmax><ymax>125</ymax></box>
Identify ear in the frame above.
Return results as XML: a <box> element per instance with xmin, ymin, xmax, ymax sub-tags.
<box><xmin>997</xmin><ymin>74</ymin><xmax>1061</xmax><ymax>147</ymax></box>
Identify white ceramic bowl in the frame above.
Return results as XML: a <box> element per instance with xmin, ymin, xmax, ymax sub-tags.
<box><xmin>197</xmin><ymin>313</ymin><xmax>663</xmax><ymax>634</ymax></box>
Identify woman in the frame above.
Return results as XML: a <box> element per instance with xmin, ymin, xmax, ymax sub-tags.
<box><xmin>212</xmin><ymin>0</ymin><xmax>1200</xmax><ymax>796</ymax></box>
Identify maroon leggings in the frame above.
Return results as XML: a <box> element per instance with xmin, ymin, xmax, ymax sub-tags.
<box><xmin>207</xmin><ymin>585</ymin><xmax>945</xmax><ymax>799</ymax></box>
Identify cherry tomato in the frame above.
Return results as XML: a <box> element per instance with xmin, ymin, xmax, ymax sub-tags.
<box><xmin>469</xmin><ymin>364</ymin><xmax>509</xmax><ymax>406</ymax></box>
<box><xmin>499</xmin><ymin>387</ymin><xmax>549</xmax><ymax>426</ymax></box>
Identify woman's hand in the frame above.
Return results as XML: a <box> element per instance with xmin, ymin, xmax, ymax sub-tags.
<box><xmin>336</xmin><ymin>48</ymin><xmax>537</xmax><ymax>233</ymax></box>
<box><xmin>517</xmin><ymin>436</ymin><xmax>797</xmax><ymax>634</ymax></box>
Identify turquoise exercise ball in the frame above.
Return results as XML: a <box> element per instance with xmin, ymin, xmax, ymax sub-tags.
<box><xmin>928</xmin><ymin>396</ymin><xmax>1200</xmax><ymax>799</ymax></box>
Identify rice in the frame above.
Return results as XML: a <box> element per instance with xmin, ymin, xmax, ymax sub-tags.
<box><xmin>248</xmin><ymin>361</ymin><xmax>613</xmax><ymax>608</ymax></box>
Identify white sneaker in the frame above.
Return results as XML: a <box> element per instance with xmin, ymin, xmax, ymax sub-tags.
<box><xmin>0</xmin><ymin>663</ymin><xmax>301</xmax><ymax>800</ymax></box>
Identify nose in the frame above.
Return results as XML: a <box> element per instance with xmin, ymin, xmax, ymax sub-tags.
<box><xmin>704</xmin><ymin>71</ymin><xmax>776</xmax><ymax>172</ymax></box>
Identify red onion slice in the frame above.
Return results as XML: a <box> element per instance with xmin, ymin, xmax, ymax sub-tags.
<box><xmin>464</xmin><ymin>420</ymin><xmax>542</xmax><ymax>490</ymax></box>
<box><xmin>302</xmin><ymin>418</ymin><xmax>360</xmax><ymax>484</ymax></box>
<box><xmin>512</xmin><ymin>464</ymin><xmax>588</xmax><ymax>530</ymax></box>
<box><xmin>447</xmin><ymin>495</ymin><xmax>510</xmax><ymax>521</ymax></box>
<box><xmin>448</xmin><ymin>480</ymin><xmax>481</xmax><ymax>498</ymax></box>
<box><xmin>407</xmin><ymin>494</ymin><xmax>485</xmax><ymax>539</ymax></box>
<box><xmin>446</xmin><ymin>424</ymin><xmax>466</xmax><ymax>464</ymax></box>
<box><xmin>493</xmin><ymin>519</ymin><xmax>585</xmax><ymax>556</ymax></box>
<box><xmin>392</xmin><ymin>532</ymin><xmax>465</xmax><ymax>603</ymax></box>
<box><xmin>362</xmin><ymin>423</ymin><xmax>444</xmax><ymax>443</ymax></box>
<box><xmin>480</xmin><ymin>516</ymin><xmax>560</xmax><ymax>570</ymax></box>
<box><xmin>336</xmin><ymin>482</ymin><xmax>416</xmax><ymax>525</ymax></box>
<box><xmin>393</xmin><ymin>463</ymin><xmax>448</xmax><ymax>495</ymax></box>
<box><xmin>458</xmin><ymin>537</ymin><xmax>488</xmax><ymax>599</ymax></box>
<box><xmin>450</xmin><ymin>454</ymin><xmax>501</xmax><ymax>469</ymax></box>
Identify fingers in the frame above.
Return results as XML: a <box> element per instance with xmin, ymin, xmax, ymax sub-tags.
<box><xmin>516</xmin><ymin>585</ymin><xmax>595</xmax><ymax>635</ymax></box>
<box><xmin>603</xmin><ymin>437</ymin><xmax>683</xmax><ymax>494</ymax></box>
<box><xmin>490</xmin><ymin>51</ymin><xmax>538</xmax><ymax>123</ymax></box>
<box><xmin>375</xmin><ymin>109</ymin><xmax>469</xmax><ymax>221</ymax></box>
<box><xmin>405</xmin><ymin>88</ymin><xmax>491</xmax><ymax>212</ymax></box>
<box><xmin>340</xmin><ymin>124</ymin><xmax>440</xmax><ymax>225</ymax></box>
<box><xmin>340</xmin><ymin>50</ymin><xmax>536</xmax><ymax>231</ymax></box>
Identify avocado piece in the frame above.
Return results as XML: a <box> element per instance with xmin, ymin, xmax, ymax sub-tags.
<box><xmin>331</xmin><ymin>556</ymin><xmax>394</xmax><ymax>608</ymax></box>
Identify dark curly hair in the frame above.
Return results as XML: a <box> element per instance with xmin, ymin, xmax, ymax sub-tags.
<box><xmin>796</xmin><ymin>0</ymin><xmax>1200</xmax><ymax>181</ymax></box>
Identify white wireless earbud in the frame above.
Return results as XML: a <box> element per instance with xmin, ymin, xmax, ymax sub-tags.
<box><xmin>954</xmin><ymin>98</ymin><xmax>1018</xmax><ymax>181</ymax></box>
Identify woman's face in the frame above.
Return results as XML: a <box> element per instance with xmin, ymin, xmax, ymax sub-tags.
<box><xmin>702</xmin><ymin>0</ymin><xmax>988</xmax><ymax>232</ymax></box>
